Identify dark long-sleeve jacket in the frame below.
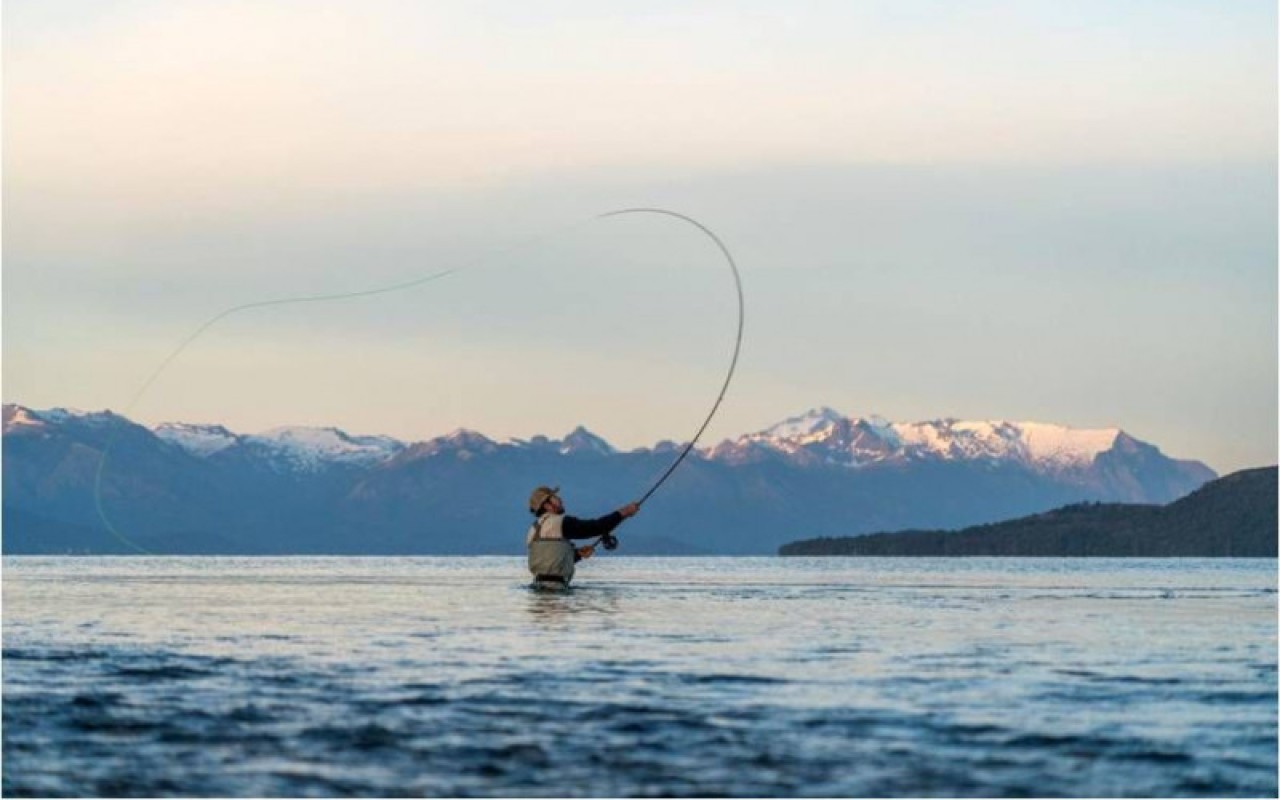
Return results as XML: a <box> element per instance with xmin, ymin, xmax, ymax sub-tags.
<box><xmin>562</xmin><ymin>512</ymin><xmax>624</xmax><ymax>541</ymax></box>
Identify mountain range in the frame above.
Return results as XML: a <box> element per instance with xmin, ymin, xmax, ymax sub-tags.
<box><xmin>2</xmin><ymin>403</ymin><xmax>1216</xmax><ymax>555</ymax></box>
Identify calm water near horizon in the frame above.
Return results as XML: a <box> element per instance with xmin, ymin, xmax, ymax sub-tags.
<box><xmin>3</xmin><ymin>556</ymin><xmax>1276</xmax><ymax>797</ymax></box>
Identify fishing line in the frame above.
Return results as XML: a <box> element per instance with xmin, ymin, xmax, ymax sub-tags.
<box><xmin>93</xmin><ymin>221</ymin><xmax>585</xmax><ymax>554</ymax></box>
<box><xmin>93</xmin><ymin>209</ymin><xmax>743</xmax><ymax>555</ymax></box>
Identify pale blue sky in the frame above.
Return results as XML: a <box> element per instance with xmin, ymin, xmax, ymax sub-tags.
<box><xmin>4</xmin><ymin>0</ymin><xmax>1276</xmax><ymax>472</ymax></box>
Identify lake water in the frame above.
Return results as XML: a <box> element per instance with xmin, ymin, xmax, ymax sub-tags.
<box><xmin>3</xmin><ymin>557</ymin><xmax>1276</xmax><ymax>797</ymax></box>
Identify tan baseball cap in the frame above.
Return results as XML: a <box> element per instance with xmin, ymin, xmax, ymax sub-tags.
<box><xmin>528</xmin><ymin>485</ymin><xmax>560</xmax><ymax>513</ymax></box>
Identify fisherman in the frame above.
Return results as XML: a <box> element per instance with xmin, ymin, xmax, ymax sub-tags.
<box><xmin>526</xmin><ymin>486</ymin><xmax>638</xmax><ymax>586</ymax></box>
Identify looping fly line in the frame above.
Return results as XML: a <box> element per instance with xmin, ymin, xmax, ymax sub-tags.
<box><xmin>93</xmin><ymin>208</ymin><xmax>745</xmax><ymax>554</ymax></box>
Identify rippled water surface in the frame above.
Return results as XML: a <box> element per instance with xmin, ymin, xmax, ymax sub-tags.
<box><xmin>3</xmin><ymin>557</ymin><xmax>1276</xmax><ymax>797</ymax></box>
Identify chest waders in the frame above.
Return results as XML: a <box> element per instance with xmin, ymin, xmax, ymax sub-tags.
<box><xmin>527</xmin><ymin>514</ymin><xmax>576</xmax><ymax>586</ymax></box>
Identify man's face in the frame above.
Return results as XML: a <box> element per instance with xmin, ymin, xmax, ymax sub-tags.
<box><xmin>546</xmin><ymin>495</ymin><xmax>565</xmax><ymax>514</ymax></box>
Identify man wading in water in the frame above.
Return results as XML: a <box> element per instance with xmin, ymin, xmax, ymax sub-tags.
<box><xmin>526</xmin><ymin>486</ymin><xmax>638</xmax><ymax>587</ymax></box>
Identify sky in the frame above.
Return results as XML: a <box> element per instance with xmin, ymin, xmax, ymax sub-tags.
<box><xmin>3</xmin><ymin>0</ymin><xmax>1276</xmax><ymax>473</ymax></box>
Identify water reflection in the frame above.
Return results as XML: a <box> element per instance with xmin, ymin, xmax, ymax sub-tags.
<box><xmin>524</xmin><ymin>581</ymin><xmax>623</xmax><ymax>622</ymax></box>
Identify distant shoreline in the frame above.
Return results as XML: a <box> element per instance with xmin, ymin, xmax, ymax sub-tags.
<box><xmin>781</xmin><ymin>467</ymin><xmax>1277</xmax><ymax>558</ymax></box>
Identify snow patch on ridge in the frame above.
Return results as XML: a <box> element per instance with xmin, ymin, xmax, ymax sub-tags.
<box><xmin>248</xmin><ymin>426</ymin><xmax>405</xmax><ymax>471</ymax></box>
<box><xmin>33</xmin><ymin>407</ymin><xmax>90</xmax><ymax>423</ymax></box>
<box><xmin>559</xmin><ymin>426</ymin><xmax>616</xmax><ymax>456</ymax></box>
<box><xmin>762</xmin><ymin>407</ymin><xmax>845</xmax><ymax>442</ymax></box>
<box><xmin>3</xmin><ymin>406</ymin><xmax>47</xmax><ymax>432</ymax></box>
<box><xmin>35</xmin><ymin>407</ymin><xmax>121</xmax><ymax>427</ymax></box>
<box><xmin>1018</xmin><ymin>422</ymin><xmax>1120</xmax><ymax>466</ymax></box>
<box><xmin>155</xmin><ymin>422</ymin><xmax>239</xmax><ymax>456</ymax></box>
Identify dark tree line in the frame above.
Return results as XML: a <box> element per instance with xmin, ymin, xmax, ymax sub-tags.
<box><xmin>781</xmin><ymin>467</ymin><xmax>1277</xmax><ymax>557</ymax></box>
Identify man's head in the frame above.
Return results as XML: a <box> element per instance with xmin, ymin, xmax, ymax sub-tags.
<box><xmin>528</xmin><ymin>485</ymin><xmax>564</xmax><ymax>515</ymax></box>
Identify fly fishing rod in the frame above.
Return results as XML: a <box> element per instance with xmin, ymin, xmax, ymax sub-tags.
<box><xmin>590</xmin><ymin>208</ymin><xmax>745</xmax><ymax>552</ymax></box>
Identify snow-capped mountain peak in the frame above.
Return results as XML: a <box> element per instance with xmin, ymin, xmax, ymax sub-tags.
<box><xmin>713</xmin><ymin>409</ymin><xmax>1127</xmax><ymax>472</ymax></box>
<box><xmin>245</xmin><ymin>426</ymin><xmax>406</xmax><ymax>471</ymax></box>
<box><xmin>892</xmin><ymin>419</ymin><xmax>1121</xmax><ymax>468</ymax></box>
<box><xmin>441</xmin><ymin>428</ymin><xmax>492</xmax><ymax>443</ymax></box>
<box><xmin>3</xmin><ymin>404</ymin><xmax>133</xmax><ymax>437</ymax></box>
<box><xmin>393</xmin><ymin>429</ymin><xmax>499</xmax><ymax>463</ymax></box>
<box><xmin>762</xmin><ymin>407</ymin><xmax>846</xmax><ymax>441</ymax></box>
<box><xmin>559</xmin><ymin>426</ymin><xmax>615</xmax><ymax>456</ymax></box>
<box><xmin>155</xmin><ymin>421</ymin><xmax>239</xmax><ymax>456</ymax></box>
